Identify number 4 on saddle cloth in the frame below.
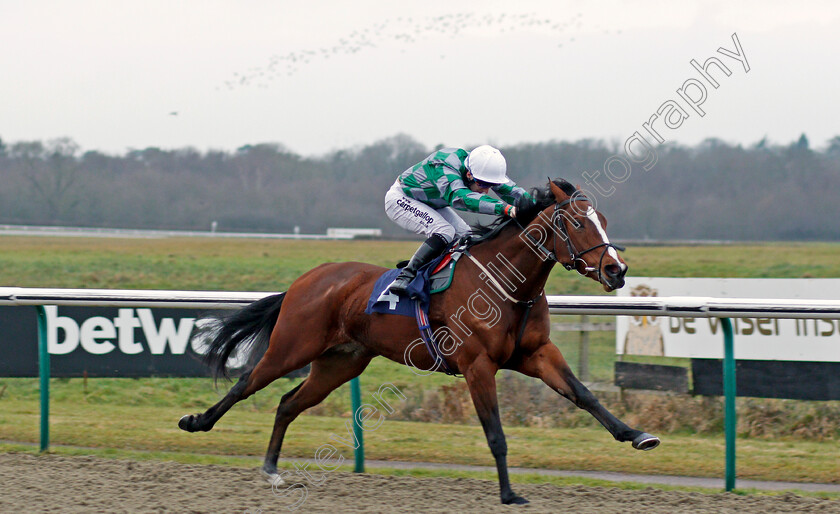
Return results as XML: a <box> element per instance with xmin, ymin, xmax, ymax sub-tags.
<box><xmin>365</xmin><ymin>245</ymin><xmax>461</xmax><ymax>318</ymax></box>
<box><xmin>365</xmin><ymin>243</ymin><xmax>464</xmax><ymax>375</ymax></box>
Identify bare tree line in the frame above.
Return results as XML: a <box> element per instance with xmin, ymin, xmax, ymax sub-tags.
<box><xmin>0</xmin><ymin>133</ymin><xmax>838</xmax><ymax>240</ymax></box>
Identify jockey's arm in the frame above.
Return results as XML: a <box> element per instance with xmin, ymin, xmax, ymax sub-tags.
<box><xmin>492</xmin><ymin>181</ymin><xmax>534</xmax><ymax>205</ymax></box>
<box><xmin>435</xmin><ymin>167</ymin><xmax>513</xmax><ymax>216</ymax></box>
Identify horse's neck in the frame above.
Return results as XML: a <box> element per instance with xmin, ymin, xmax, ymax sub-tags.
<box><xmin>469</xmin><ymin>223</ymin><xmax>555</xmax><ymax>301</ymax></box>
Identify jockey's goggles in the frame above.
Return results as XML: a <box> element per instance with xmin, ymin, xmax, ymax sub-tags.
<box><xmin>474</xmin><ymin>178</ymin><xmax>499</xmax><ymax>189</ymax></box>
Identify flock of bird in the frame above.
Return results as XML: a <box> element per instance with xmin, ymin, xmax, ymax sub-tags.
<box><xmin>219</xmin><ymin>11</ymin><xmax>622</xmax><ymax>91</ymax></box>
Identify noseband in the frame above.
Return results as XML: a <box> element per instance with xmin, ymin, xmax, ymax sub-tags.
<box><xmin>520</xmin><ymin>196</ymin><xmax>625</xmax><ymax>284</ymax></box>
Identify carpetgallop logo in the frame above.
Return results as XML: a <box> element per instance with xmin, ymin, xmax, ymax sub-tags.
<box><xmin>396</xmin><ymin>197</ymin><xmax>434</xmax><ymax>225</ymax></box>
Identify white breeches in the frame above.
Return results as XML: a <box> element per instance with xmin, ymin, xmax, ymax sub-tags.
<box><xmin>384</xmin><ymin>180</ymin><xmax>471</xmax><ymax>243</ymax></box>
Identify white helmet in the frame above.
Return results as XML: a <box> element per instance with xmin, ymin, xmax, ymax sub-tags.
<box><xmin>466</xmin><ymin>145</ymin><xmax>507</xmax><ymax>185</ymax></box>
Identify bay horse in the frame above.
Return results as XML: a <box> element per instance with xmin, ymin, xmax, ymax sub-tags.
<box><xmin>178</xmin><ymin>179</ymin><xmax>660</xmax><ymax>505</ymax></box>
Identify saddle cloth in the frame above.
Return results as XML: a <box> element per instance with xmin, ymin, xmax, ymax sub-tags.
<box><xmin>364</xmin><ymin>248</ymin><xmax>461</xmax><ymax>318</ymax></box>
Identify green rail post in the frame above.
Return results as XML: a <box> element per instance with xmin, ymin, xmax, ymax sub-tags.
<box><xmin>721</xmin><ymin>318</ymin><xmax>736</xmax><ymax>492</ymax></box>
<box><xmin>36</xmin><ymin>306</ymin><xmax>50</xmax><ymax>452</ymax></box>
<box><xmin>350</xmin><ymin>376</ymin><xmax>364</xmax><ymax>473</ymax></box>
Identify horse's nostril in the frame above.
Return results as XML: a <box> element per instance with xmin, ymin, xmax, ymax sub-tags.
<box><xmin>605</xmin><ymin>264</ymin><xmax>621</xmax><ymax>278</ymax></box>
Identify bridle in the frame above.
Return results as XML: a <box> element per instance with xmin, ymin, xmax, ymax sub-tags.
<box><xmin>519</xmin><ymin>195</ymin><xmax>626</xmax><ymax>285</ymax></box>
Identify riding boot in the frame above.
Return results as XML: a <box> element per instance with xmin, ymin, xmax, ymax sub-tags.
<box><xmin>388</xmin><ymin>235</ymin><xmax>448</xmax><ymax>297</ymax></box>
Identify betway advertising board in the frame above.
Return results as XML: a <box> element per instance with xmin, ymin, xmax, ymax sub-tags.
<box><xmin>616</xmin><ymin>278</ymin><xmax>840</xmax><ymax>362</ymax></box>
<box><xmin>0</xmin><ymin>305</ymin><xmax>229</xmax><ymax>377</ymax></box>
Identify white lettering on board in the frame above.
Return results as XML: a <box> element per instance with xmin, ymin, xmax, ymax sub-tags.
<box><xmin>45</xmin><ymin>306</ymin><xmax>196</xmax><ymax>355</ymax></box>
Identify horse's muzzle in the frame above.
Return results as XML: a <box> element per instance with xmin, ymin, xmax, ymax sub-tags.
<box><xmin>603</xmin><ymin>263</ymin><xmax>627</xmax><ymax>290</ymax></box>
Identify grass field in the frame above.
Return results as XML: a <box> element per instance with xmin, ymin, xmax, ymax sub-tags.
<box><xmin>2</xmin><ymin>397</ymin><xmax>839</xmax><ymax>486</ymax></box>
<box><xmin>3</xmin><ymin>237</ymin><xmax>840</xmax><ymax>291</ymax></box>
<box><xmin>1</xmin><ymin>236</ymin><xmax>839</xmax><ymax>489</ymax></box>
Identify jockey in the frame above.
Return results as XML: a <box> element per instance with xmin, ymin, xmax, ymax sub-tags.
<box><xmin>384</xmin><ymin>145</ymin><xmax>532</xmax><ymax>296</ymax></box>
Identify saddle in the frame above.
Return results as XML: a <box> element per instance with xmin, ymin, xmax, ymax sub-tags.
<box><xmin>364</xmin><ymin>238</ymin><xmax>474</xmax><ymax>377</ymax></box>
<box><xmin>395</xmin><ymin>243</ymin><xmax>461</xmax><ymax>295</ymax></box>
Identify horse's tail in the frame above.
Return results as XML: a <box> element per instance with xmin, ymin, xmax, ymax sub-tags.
<box><xmin>197</xmin><ymin>292</ymin><xmax>286</xmax><ymax>379</ymax></box>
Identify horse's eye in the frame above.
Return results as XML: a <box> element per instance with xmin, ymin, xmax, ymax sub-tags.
<box><xmin>554</xmin><ymin>215</ymin><xmax>583</xmax><ymax>230</ymax></box>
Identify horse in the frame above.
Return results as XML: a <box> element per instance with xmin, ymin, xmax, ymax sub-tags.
<box><xmin>178</xmin><ymin>179</ymin><xmax>660</xmax><ymax>505</ymax></box>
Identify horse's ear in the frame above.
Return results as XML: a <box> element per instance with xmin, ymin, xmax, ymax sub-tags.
<box><xmin>548</xmin><ymin>180</ymin><xmax>571</xmax><ymax>202</ymax></box>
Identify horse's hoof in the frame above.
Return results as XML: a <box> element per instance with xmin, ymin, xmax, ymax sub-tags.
<box><xmin>178</xmin><ymin>414</ymin><xmax>198</xmax><ymax>432</ymax></box>
<box><xmin>632</xmin><ymin>432</ymin><xmax>661</xmax><ymax>451</ymax></box>
<box><xmin>261</xmin><ymin>468</ymin><xmax>286</xmax><ymax>487</ymax></box>
<box><xmin>502</xmin><ymin>495</ymin><xmax>529</xmax><ymax>505</ymax></box>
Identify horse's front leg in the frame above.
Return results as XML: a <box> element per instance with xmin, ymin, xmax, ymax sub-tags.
<box><xmin>463</xmin><ymin>355</ymin><xmax>528</xmax><ymax>505</ymax></box>
<box><xmin>516</xmin><ymin>342</ymin><xmax>660</xmax><ymax>450</ymax></box>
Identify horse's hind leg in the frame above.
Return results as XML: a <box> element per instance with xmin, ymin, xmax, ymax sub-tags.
<box><xmin>179</xmin><ymin>324</ymin><xmax>329</xmax><ymax>433</ymax></box>
<box><xmin>517</xmin><ymin>342</ymin><xmax>660</xmax><ymax>450</ymax></box>
<box><xmin>179</xmin><ymin>370</ymin><xmax>255</xmax><ymax>432</ymax></box>
<box><xmin>261</xmin><ymin>343</ymin><xmax>373</xmax><ymax>483</ymax></box>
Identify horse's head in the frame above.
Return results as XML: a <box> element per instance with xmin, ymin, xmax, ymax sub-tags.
<box><xmin>536</xmin><ymin>179</ymin><xmax>627</xmax><ymax>291</ymax></box>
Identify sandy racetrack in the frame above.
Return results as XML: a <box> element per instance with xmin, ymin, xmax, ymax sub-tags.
<box><xmin>2</xmin><ymin>453</ymin><xmax>839</xmax><ymax>513</ymax></box>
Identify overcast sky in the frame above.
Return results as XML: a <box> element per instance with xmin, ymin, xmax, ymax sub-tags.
<box><xmin>2</xmin><ymin>0</ymin><xmax>838</xmax><ymax>156</ymax></box>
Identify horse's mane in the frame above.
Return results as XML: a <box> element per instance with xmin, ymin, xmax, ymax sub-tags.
<box><xmin>469</xmin><ymin>179</ymin><xmax>575</xmax><ymax>242</ymax></box>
